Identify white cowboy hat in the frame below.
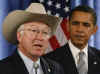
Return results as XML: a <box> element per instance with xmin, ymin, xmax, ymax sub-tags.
<box><xmin>2</xmin><ymin>3</ymin><xmax>61</xmax><ymax>44</ymax></box>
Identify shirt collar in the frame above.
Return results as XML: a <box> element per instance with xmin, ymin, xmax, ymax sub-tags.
<box><xmin>17</xmin><ymin>50</ymin><xmax>41</xmax><ymax>72</ymax></box>
<box><xmin>68</xmin><ymin>40</ymin><xmax>88</xmax><ymax>60</ymax></box>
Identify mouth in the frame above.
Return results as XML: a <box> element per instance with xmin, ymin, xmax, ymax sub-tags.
<box><xmin>33</xmin><ymin>44</ymin><xmax>43</xmax><ymax>47</ymax></box>
<box><xmin>74</xmin><ymin>34</ymin><xmax>85</xmax><ymax>40</ymax></box>
<box><xmin>75</xmin><ymin>34</ymin><xmax>85</xmax><ymax>38</ymax></box>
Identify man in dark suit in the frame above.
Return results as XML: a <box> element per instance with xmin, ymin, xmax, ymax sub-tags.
<box><xmin>46</xmin><ymin>5</ymin><xmax>100</xmax><ymax>74</ymax></box>
<box><xmin>0</xmin><ymin>3</ymin><xmax>64</xmax><ymax>74</ymax></box>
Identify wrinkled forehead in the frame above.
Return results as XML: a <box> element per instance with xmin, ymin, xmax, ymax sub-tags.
<box><xmin>23</xmin><ymin>21</ymin><xmax>51</xmax><ymax>30</ymax></box>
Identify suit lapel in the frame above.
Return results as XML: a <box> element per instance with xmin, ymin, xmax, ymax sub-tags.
<box><xmin>55</xmin><ymin>44</ymin><xmax>78</xmax><ymax>74</ymax></box>
<box><xmin>65</xmin><ymin>44</ymin><xmax>78</xmax><ymax>74</ymax></box>
<box><xmin>88</xmin><ymin>47</ymin><xmax>100</xmax><ymax>74</ymax></box>
<box><xmin>47</xmin><ymin>43</ymin><xmax>79</xmax><ymax>74</ymax></box>
<box><xmin>88</xmin><ymin>47</ymin><xmax>99</xmax><ymax>68</ymax></box>
<box><xmin>40</xmin><ymin>57</ymin><xmax>52</xmax><ymax>74</ymax></box>
<box><xmin>11</xmin><ymin>51</ymin><xmax>29</xmax><ymax>74</ymax></box>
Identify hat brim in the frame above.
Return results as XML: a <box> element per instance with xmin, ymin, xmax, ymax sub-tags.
<box><xmin>3</xmin><ymin>10</ymin><xmax>61</xmax><ymax>44</ymax></box>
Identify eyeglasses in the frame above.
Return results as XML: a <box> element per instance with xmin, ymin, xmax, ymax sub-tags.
<box><xmin>23</xmin><ymin>28</ymin><xmax>51</xmax><ymax>39</ymax></box>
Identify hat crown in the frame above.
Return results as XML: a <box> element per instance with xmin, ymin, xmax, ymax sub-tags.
<box><xmin>3</xmin><ymin>3</ymin><xmax>60</xmax><ymax>44</ymax></box>
<box><xmin>26</xmin><ymin>3</ymin><xmax>46</xmax><ymax>14</ymax></box>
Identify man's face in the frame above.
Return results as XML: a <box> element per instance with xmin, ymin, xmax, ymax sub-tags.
<box><xmin>17</xmin><ymin>22</ymin><xmax>51</xmax><ymax>58</ymax></box>
<box><xmin>68</xmin><ymin>11</ymin><xmax>97</xmax><ymax>49</ymax></box>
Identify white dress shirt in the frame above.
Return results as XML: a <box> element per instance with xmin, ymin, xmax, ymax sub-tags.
<box><xmin>68</xmin><ymin>40</ymin><xmax>88</xmax><ymax>67</ymax></box>
<box><xmin>18</xmin><ymin>50</ymin><xmax>44</xmax><ymax>74</ymax></box>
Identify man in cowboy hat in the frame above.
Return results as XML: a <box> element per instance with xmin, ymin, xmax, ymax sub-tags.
<box><xmin>0</xmin><ymin>3</ymin><xmax>64</xmax><ymax>74</ymax></box>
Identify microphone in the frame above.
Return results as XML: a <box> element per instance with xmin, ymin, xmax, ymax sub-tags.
<box><xmin>33</xmin><ymin>63</ymin><xmax>39</xmax><ymax>74</ymax></box>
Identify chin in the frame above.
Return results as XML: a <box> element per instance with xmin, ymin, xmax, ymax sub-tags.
<box><xmin>36</xmin><ymin>51</ymin><xmax>44</xmax><ymax>56</ymax></box>
<box><xmin>75</xmin><ymin>39</ymin><xmax>84</xmax><ymax>43</ymax></box>
<box><xmin>36</xmin><ymin>54</ymin><xmax>44</xmax><ymax>57</ymax></box>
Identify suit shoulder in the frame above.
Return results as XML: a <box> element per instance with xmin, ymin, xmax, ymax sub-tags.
<box><xmin>42</xmin><ymin>56</ymin><xmax>63</xmax><ymax>68</ymax></box>
<box><xmin>0</xmin><ymin>56</ymin><xmax>15</xmax><ymax>74</ymax></box>
<box><xmin>0</xmin><ymin>55</ymin><xmax>15</xmax><ymax>67</ymax></box>
<box><xmin>89</xmin><ymin>46</ymin><xmax>100</xmax><ymax>55</ymax></box>
<box><xmin>42</xmin><ymin>56</ymin><xmax>59</xmax><ymax>64</ymax></box>
<box><xmin>89</xmin><ymin>46</ymin><xmax>100</xmax><ymax>60</ymax></box>
<box><xmin>42</xmin><ymin>56</ymin><xmax>64</xmax><ymax>72</ymax></box>
<box><xmin>45</xmin><ymin>44</ymin><xmax>67</xmax><ymax>60</ymax></box>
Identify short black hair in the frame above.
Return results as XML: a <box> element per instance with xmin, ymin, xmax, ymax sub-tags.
<box><xmin>69</xmin><ymin>5</ymin><xmax>97</xmax><ymax>26</ymax></box>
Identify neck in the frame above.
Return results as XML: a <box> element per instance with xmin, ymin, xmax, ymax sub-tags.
<box><xmin>31</xmin><ymin>56</ymin><xmax>39</xmax><ymax>62</ymax></box>
<box><xmin>70</xmin><ymin>41</ymin><xmax>87</xmax><ymax>51</ymax></box>
<box><xmin>18</xmin><ymin>45</ymin><xmax>39</xmax><ymax>62</ymax></box>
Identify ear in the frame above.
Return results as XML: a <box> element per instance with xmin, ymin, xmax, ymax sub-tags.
<box><xmin>66</xmin><ymin>19</ymin><xmax>70</xmax><ymax>39</ymax></box>
<box><xmin>92</xmin><ymin>25</ymin><xmax>98</xmax><ymax>34</ymax></box>
<box><xmin>17</xmin><ymin>31</ymin><xmax>23</xmax><ymax>42</ymax></box>
<box><xmin>66</xmin><ymin>19</ymin><xmax>70</xmax><ymax>32</ymax></box>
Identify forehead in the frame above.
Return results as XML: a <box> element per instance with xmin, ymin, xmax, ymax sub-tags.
<box><xmin>23</xmin><ymin>21</ymin><xmax>50</xmax><ymax>29</ymax></box>
<box><xmin>71</xmin><ymin>11</ymin><xmax>93</xmax><ymax>22</ymax></box>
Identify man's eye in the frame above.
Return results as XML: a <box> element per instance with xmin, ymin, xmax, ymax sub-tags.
<box><xmin>83</xmin><ymin>23</ymin><xmax>90</xmax><ymax>27</ymax></box>
<box><xmin>31</xmin><ymin>30</ymin><xmax>37</xmax><ymax>32</ymax></box>
<box><xmin>72</xmin><ymin>21</ymin><xmax>79</xmax><ymax>25</ymax></box>
<box><xmin>43</xmin><ymin>32</ymin><xmax>49</xmax><ymax>35</ymax></box>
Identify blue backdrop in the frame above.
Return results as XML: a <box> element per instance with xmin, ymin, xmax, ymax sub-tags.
<box><xmin>0</xmin><ymin>0</ymin><xmax>100</xmax><ymax>60</ymax></box>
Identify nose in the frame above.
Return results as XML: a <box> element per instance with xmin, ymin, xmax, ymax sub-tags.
<box><xmin>76</xmin><ymin>23</ymin><xmax>84</xmax><ymax>33</ymax></box>
<box><xmin>35</xmin><ymin>32</ymin><xmax>44</xmax><ymax>40</ymax></box>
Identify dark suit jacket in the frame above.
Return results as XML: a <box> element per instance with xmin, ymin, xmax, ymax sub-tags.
<box><xmin>0</xmin><ymin>50</ymin><xmax>64</xmax><ymax>74</ymax></box>
<box><xmin>46</xmin><ymin>43</ymin><xmax>100</xmax><ymax>74</ymax></box>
